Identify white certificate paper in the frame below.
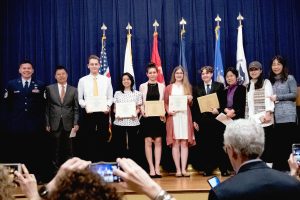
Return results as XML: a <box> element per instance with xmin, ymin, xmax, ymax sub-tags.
<box><xmin>85</xmin><ymin>96</ymin><xmax>108</xmax><ymax>113</ymax></box>
<box><xmin>115</xmin><ymin>102</ymin><xmax>136</xmax><ymax>118</ymax></box>
<box><xmin>144</xmin><ymin>100</ymin><xmax>165</xmax><ymax>117</ymax></box>
<box><xmin>169</xmin><ymin>95</ymin><xmax>187</xmax><ymax>111</ymax></box>
<box><xmin>215</xmin><ymin>113</ymin><xmax>233</xmax><ymax>125</ymax></box>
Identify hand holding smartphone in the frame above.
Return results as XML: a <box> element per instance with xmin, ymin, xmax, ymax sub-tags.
<box><xmin>292</xmin><ymin>144</ymin><xmax>300</xmax><ymax>165</ymax></box>
<box><xmin>207</xmin><ymin>176</ymin><xmax>220</xmax><ymax>188</ymax></box>
<box><xmin>89</xmin><ymin>162</ymin><xmax>121</xmax><ymax>183</ymax></box>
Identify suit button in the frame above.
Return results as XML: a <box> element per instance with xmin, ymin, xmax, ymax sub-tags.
<box><xmin>25</xmin><ymin>102</ymin><xmax>27</xmax><ymax>105</ymax></box>
<box><xmin>25</xmin><ymin>109</ymin><xmax>28</xmax><ymax>111</ymax></box>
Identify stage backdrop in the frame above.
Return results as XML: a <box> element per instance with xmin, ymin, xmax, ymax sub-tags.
<box><xmin>1</xmin><ymin>0</ymin><xmax>299</xmax><ymax>90</ymax></box>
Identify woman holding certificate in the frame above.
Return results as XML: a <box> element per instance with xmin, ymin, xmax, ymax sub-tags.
<box><xmin>245</xmin><ymin>61</ymin><xmax>274</xmax><ymax>163</ymax></box>
<box><xmin>139</xmin><ymin>63</ymin><xmax>165</xmax><ymax>178</ymax></box>
<box><xmin>164</xmin><ymin>66</ymin><xmax>195</xmax><ymax>177</ymax></box>
<box><xmin>113</xmin><ymin>72</ymin><xmax>142</xmax><ymax>161</ymax></box>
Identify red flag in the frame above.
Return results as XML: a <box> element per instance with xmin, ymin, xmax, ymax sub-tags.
<box><xmin>151</xmin><ymin>32</ymin><xmax>165</xmax><ymax>84</ymax></box>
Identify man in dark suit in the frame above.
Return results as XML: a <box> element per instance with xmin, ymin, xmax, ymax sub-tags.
<box><xmin>45</xmin><ymin>66</ymin><xmax>79</xmax><ymax>168</ymax></box>
<box><xmin>209</xmin><ymin>119</ymin><xmax>300</xmax><ymax>200</ymax></box>
<box><xmin>3</xmin><ymin>60</ymin><xmax>46</xmax><ymax>179</ymax></box>
<box><xmin>191</xmin><ymin>66</ymin><xmax>230</xmax><ymax>176</ymax></box>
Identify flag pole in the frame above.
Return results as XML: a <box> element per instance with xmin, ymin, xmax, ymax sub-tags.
<box><xmin>101</xmin><ymin>23</ymin><xmax>107</xmax><ymax>47</ymax></box>
<box><xmin>179</xmin><ymin>18</ymin><xmax>186</xmax><ymax>38</ymax></box>
<box><xmin>153</xmin><ymin>19</ymin><xmax>159</xmax><ymax>33</ymax></box>
<box><xmin>237</xmin><ymin>12</ymin><xmax>244</xmax><ymax>27</ymax></box>
<box><xmin>126</xmin><ymin>23</ymin><xmax>132</xmax><ymax>35</ymax></box>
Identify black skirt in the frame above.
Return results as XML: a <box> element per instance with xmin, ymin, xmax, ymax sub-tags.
<box><xmin>140</xmin><ymin>116</ymin><xmax>165</xmax><ymax>138</ymax></box>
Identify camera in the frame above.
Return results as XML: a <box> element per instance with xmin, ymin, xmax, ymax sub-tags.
<box><xmin>89</xmin><ymin>162</ymin><xmax>121</xmax><ymax>183</ymax></box>
<box><xmin>292</xmin><ymin>143</ymin><xmax>300</xmax><ymax>165</ymax></box>
<box><xmin>207</xmin><ymin>176</ymin><xmax>220</xmax><ymax>188</ymax></box>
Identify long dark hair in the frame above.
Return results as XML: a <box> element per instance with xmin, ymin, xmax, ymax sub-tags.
<box><xmin>120</xmin><ymin>72</ymin><xmax>134</xmax><ymax>93</ymax></box>
<box><xmin>269</xmin><ymin>55</ymin><xmax>288</xmax><ymax>84</ymax></box>
<box><xmin>247</xmin><ymin>71</ymin><xmax>264</xmax><ymax>91</ymax></box>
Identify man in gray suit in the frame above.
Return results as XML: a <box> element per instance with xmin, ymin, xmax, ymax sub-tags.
<box><xmin>45</xmin><ymin>65</ymin><xmax>79</xmax><ymax>168</ymax></box>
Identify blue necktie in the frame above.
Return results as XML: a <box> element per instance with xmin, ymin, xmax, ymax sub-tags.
<box><xmin>24</xmin><ymin>81</ymin><xmax>29</xmax><ymax>94</ymax></box>
<box><xmin>206</xmin><ymin>84</ymin><xmax>211</xmax><ymax>94</ymax></box>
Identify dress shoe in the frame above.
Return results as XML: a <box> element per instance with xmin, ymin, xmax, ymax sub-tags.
<box><xmin>175</xmin><ymin>173</ymin><xmax>182</xmax><ymax>177</ymax></box>
<box><xmin>221</xmin><ymin>170</ymin><xmax>231</xmax><ymax>177</ymax></box>
<box><xmin>182</xmin><ymin>172</ymin><xmax>190</xmax><ymax>177</ymax></box>
<box><xmin>149</xmin><ymin>174</ymin><xmax>156</xmax><ymax>178</ymax></box>
<box><xmin>203</xmin><ymin>171</ymin><xmax>212</xmax><ymax>176</ymax></box>
<box><xmin>154</xmin><ymin>174</ymin><xmax>162</xmax><ymax>178</ymax></box>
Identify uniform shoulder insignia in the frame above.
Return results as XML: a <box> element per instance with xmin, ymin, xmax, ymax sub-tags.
<box><xmin>4</xmin><ymin>89</ymin><xmax>8</xmax><ymax>98</ymax></box>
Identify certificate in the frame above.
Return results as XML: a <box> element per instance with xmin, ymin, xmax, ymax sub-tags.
<box><xmin>215</xmin><ymin>113</ymin><xmax>233</xmax><ymax>125</ymax></box>
<box><xmin>85</xmin><ymin>96</ymin><xmax>108</xmax><ymax>113</ymax></box>
<box><xmin>115</xmin><ymin>102</ymin><xmax>136</xmax><ymax>118</ymax></box>
<box><xmin>197</xmin><ymin>93</ymin><xmax>219</xmax><ymax>113</ymax></box>
<box><xmin>169</xmin><ymin>95</ymin><xmax>187</xmax><ymax>111</ymax></box>
<box><xmin>144</xmin><ymin>100</ymin><xmax>165</xmax><ymax>117</ymax></box>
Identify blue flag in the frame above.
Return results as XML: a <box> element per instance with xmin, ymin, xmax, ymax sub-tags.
<box><xmin>179</xmin><ymin>29</ymin><xmax>188</xmax><ymax>72</ymax></box>
<box><xmin>213</xmin><ymin>26</ymin><xmax>225</xmax><ymax>85</ymax></box>
<box><xmin>99</xmin><ymin>36</ymin><xmax>111</xmax><ymax>78</ymax></box>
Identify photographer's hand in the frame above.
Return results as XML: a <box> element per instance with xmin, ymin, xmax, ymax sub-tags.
<box><xmin>14</xmin><ymin>164</ymin><xmax>40</xmax><ymax>200</ymax></box>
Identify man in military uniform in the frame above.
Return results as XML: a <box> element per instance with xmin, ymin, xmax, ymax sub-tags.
<box><xmin>3</xmin><ymin>60</ymin><xmax>46</xmax><ymax>181</ymax></box>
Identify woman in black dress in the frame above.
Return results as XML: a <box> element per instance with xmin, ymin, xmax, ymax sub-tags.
<box><xmin>139</xmin><ymin>63</ymin><xmax>165</xmax><ymax>178</ymax></box>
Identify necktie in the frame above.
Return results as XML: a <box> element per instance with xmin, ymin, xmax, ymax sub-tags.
<box><xmin>60</xmin><ymin>85</ymin><xmax>65</xmax><ymax>103</ymax></box>
<box><xmin>24</xmin><ymin>81</ymin><xmax>29</xmax><ymax>94</ymax></box>
<box><xmin>206</xmin><ymin>84</ymin><xmax>211</xmax><ymax>94</ymax></box>
<box><xmin>93</xmin><ymin>77</ymin><xmax>98</xmax><ymax>96</ymax></box>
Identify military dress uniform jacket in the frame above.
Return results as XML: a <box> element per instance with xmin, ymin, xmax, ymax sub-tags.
<box><xmin>4</xmin><ymin>78</ymin><xmax>46</xmax><ymax>134</ymax></box>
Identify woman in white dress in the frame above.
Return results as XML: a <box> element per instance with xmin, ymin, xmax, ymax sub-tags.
<box><xmin>164</xmin><ymin>66</ymin><xmax>195</xmax><ymax>177</ymax></box>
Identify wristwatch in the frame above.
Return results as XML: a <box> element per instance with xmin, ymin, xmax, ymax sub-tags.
<box><xmin>154</xmin><ymin>190</ymin><xmax>173</xmax><ymax>200</ymax></box>
<box><xmin>38</xmin><ymin>185</ymin><xmax>49</xmax><ymax>198</ymax></box>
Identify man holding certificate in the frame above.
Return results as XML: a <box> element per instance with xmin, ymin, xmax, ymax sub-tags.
<box><xmin>112</xmin><ymin>72</ymin><xmax>142</xmax><ymax>162</ymax></box>
<box><xmin>77</xmin><ymin>55</ymin><xmax>113</xmax><ymax>162</ymax></box>
<box><xmin>164</xmin><ymin>66</ymin><xmax>195</xmax><ymax>177</ymax></box>
<box><xmin>191</xmin><ymin>66</ymin><xmax>230</xmax><ymax>177</ymax></box>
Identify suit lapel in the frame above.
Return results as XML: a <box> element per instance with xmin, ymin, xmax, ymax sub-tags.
<box><xmin>53</xmin><ymin>84</ymin><xmax>62</xmax><ymax>104</ymax></box>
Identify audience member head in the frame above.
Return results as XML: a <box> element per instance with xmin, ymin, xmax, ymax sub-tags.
<box><xmin>19</xmin><ymin>59</ymin><xmax>34</xmax><ymax>80</ymax></box>
<box><xmin>170</xmin><ymin>65</ymin><xmax>191</xmax><ymax>95</ymax></box>
<box><xmin>248</xmin><ymin>61</ymin><xmax>264</xmax><ymax>90</ymax></box>
<box><xmin>269</xmin><ymin>55</ymin><xmax>289</xmax><ymax>84</ymax></box>
<box><xmin>223</xmin><ymin>119</ymin><xmax>265</xmax><ymax>172</ymax></box>
<box><xmin>120</xmin><ymin>72</ymin><xmax>135</xmax><ymax>93</ymax></box>
<box><xmin>199</xmin><ymin>66</ymin><xmax>213</xmax><ymax>84</ymax></box>
<box><xmin>0</xmin><ymin>165</ymin><xmax>15</xmax><ymax>200</ymax></box>
<box><xmin>225</xmin><ymin>67</ymin><xmax>238</xmax><ymax>86</ymax></box>
<box><xmin>48</xmin><ymin>169</ymin><xmax>123</xmax><ymax>200</ymax></box>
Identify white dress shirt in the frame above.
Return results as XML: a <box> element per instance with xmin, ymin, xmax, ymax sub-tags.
<box><xmin>204</xmin><ymin>80</ymin><xmax>212</xmax><ymax>94</ymax></box>
<box><xmin>77</xmin><ymin>73</ymin><xmax>113</xmax><ymax>108</ymax></box>
<box><xmin>58</xmin><ymin>83</ymin><xmax>67</xmax><ymax>97</ymax></box>
<box><xmin>22</xmin><ymin>78</ymin><xmax>31</xmax><ymax>87</ymax></box>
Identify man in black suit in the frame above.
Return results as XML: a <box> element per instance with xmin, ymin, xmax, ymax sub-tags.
<box><xmin>45</xmin><ymin>66</ymin><xmax>79</xmax><ymax>168</ymax></box>
<box><xmin>3</xmin><ymin>60</ymin><xmax>46</xmax><ymax>179</ymax></box>
<box><xmin>191</xmin><ymin>66</ymin><xmax>230</xmax><ymax>176</ymax></box>
<box><xmin>209</xmin><ymin>119</ymin><xmax>300</xmax><ymax>200</ymax></box>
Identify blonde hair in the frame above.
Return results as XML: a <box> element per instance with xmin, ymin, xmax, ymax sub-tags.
<box><xmin>170</xmin><ymin>65</ymin><xmax>192</xmax><ymax>95</ymax></box>
<box><xmin>0</xmin><ymin>165</ymin><xmax>15</xmax><ymax>200</ymax></box>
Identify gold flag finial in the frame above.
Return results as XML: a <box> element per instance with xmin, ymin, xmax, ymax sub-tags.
<box><xmin>153</xmin><ymin>20</ymin><xmax>159</xmax><ymax>33</ymax></box>
<box><xmin>126</xmin><ymin>23</ymin><xmax>132</xmax><ymax>35</ymax></box>
<box><xmin>237</xmin><ymin>13</ymin><xmax>244</xmax><ymax>27</ymax></box>
<box><xmin>215</xmin><ymin>14</ymin><xmax>221</xmax><ymax>27</ymax></box>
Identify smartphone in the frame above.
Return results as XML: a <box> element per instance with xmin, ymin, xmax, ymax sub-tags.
<box><xmin>1</xmin><ymin>163</ymin><xmax>22</xmax><ymax>174</ymax></box>
<box><xmin>89</xmin><ymin>162</ymin><xmax>121</xmax><ymax>183</ymax></box>
<box><xmin>292</xmin><ymin>143</ymin><xmax>300</xmax><ymax>165</ymax></box>
<box><xmin>207</xmin><ymin>176</ymin><xmax>221</xmax><ymax>188</ymax></box>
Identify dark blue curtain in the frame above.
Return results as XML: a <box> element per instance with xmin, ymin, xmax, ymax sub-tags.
<box><xmin>1</xmin><ymin>0</ymin><xmax>299</xmax><ymax>90</ymax></box>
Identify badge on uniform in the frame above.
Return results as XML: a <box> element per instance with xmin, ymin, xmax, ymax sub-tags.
<box><xmin>13</xmin><ymin>90</ymin><xmax>20</xmax><ymax>93</ymax></box>
<box><xmin>32</xmin><ymin>84</ymin><xmax>40</xmax><ymax>93</ymax></box>
<box><xmin>4</xmin><ymin>89</ymin><xmax>8</xmax><ymax>98</ymax></box>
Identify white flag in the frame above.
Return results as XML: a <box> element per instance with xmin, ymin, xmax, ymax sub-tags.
<box><xmin>124</xmin><ymin>33</ymin><xmax>135</xmax><ymax>88</ymax></box>
<box><xmin>236</xmin><ymin>25</ymin><xmax>249</xmax><ymax>86</ymax></box>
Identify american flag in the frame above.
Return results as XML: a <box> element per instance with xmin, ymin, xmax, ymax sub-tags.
<box><xmin>99</xmin><ymin>36</ymin><xmax>111</xmax><ymax>78</ymax></box>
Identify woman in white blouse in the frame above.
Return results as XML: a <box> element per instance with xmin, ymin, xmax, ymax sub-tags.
<box><xmin>245</xmin><ymin>61</ymin><xmax>274</xmax><ymax>163</ymax></box>
<box><xmin>112</xmin><ymin>72</ymin><xmax>142</xmax><ymax>161</ymax></box>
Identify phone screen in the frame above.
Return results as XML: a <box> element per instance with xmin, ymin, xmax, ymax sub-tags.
<box><xmin>89</xmin><ymin>162</ymin><xmax>121</xmax><ymax>183</ymax></box>
<box><xmin>207</xmin><ymin>176</ymin><xmax>220</xmax><ymax>188</ymax></box>
<box><xmin>292</xmin><ymin>144</ymin><xmax>300</xmax><ymax>165</ymax></box>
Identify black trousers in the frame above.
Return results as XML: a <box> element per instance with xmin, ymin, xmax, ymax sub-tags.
<box><xmin>50</xmin><ymin>120</ymin><xmax>73</xmax><ymax>167</ymax></box>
